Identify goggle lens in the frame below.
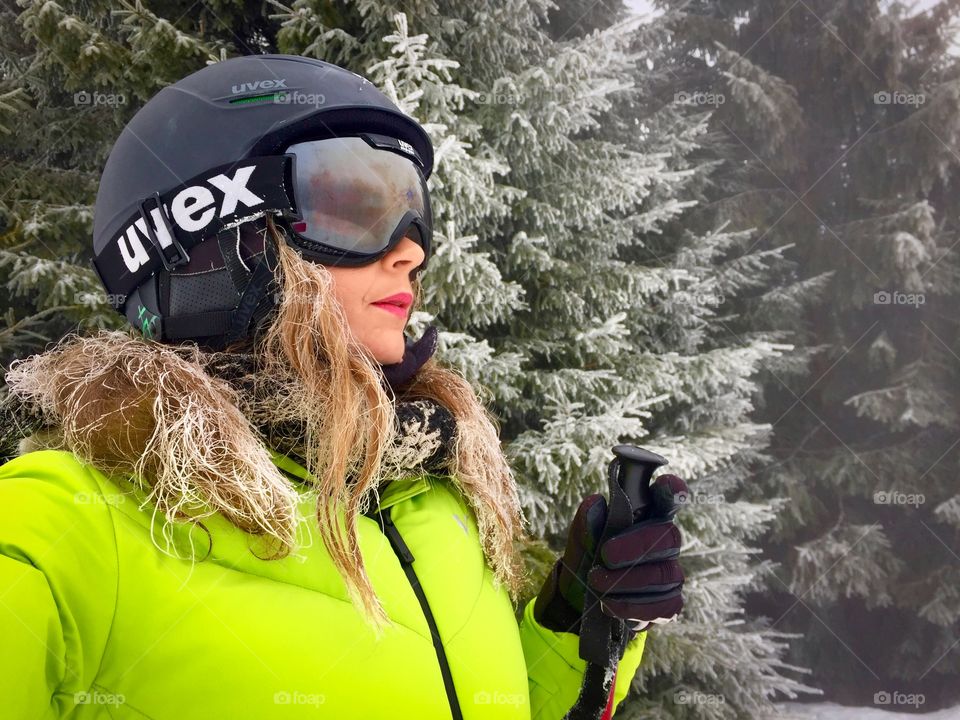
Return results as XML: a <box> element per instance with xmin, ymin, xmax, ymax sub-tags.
<box><xmin>285</xmin><ymin>135</ymin><xmax>430</xmax><ymax>262</ymax></box>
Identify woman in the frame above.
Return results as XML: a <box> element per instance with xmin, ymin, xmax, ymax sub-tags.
<box><xmin>0</xmin><ymin>55</ymin><xmax>686</xmax><ymax>719</ymax></box>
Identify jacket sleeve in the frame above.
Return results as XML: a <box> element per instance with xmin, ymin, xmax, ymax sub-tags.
<box><xmin>518</xmin><ymin>596</ymin><xmax>646</xmax><ymax>719</ymax></box>
<box><xmin>0</xmin><ymin>450</ymin><xmax>119</xmax><ymax>719</ymax></box>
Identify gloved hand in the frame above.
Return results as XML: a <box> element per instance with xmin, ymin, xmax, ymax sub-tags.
<box><xmin>534</xmin><ymin>474</ymin><xmax>688</xmax><ymax>638</ymax></box>
<box><xmin>379</xmin><ymin>325</ymin><xmax>438</xmax><ymax>393</ymax></box>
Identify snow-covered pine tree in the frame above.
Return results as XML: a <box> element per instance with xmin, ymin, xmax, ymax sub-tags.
<box><xmin>660</xmin><ymin>0</ymin><xmax>960</xmax><ymax>709</ymax></box>
<box><xmin>599</xmin><ymin>9</ymin><xmax>827</xmax><ymax>716</ymax></box>
<box><xmin>2</xmin><ymin>0</ymin><xmax>815</xmax><ymax>714</ymax></box>
<box><xmin>278</xmin><ymin>2</ymin><xmax>816</xmax><ymax>715</ymax></box>
<box><xmin>0</xmin><ymin>0</ymin><xmax>232</xmax><ymax>367</ymax></box>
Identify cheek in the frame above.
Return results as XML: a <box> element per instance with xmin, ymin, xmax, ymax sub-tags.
<box><xmin>338</xmin><ymin>292</ymin><xmax>367</xmax><ymax>327</ymax></box>
<box><xmin>354</xmin><ymin>303</ymin><xmax>378</xmax><ymax>332</ymax></box>
<box><xmin>326</xmin><ymin>269</ymin><xmax>366</xmax><ymax>309</ymax></box>
<box><xmin>326</xmin><ymin>268</ymin><xmax>381</xmax><ymax>332</ymax></box>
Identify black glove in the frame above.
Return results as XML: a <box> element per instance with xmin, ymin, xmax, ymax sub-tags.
<box><xmin>379</xmin><ymin>325</ymin><xmax>438</xmax><ymax>393</ymax></box>
<box><xmin>534</xmin><ymin>474</ymin><xmax>688</xmax><ymax>637</ymax></box>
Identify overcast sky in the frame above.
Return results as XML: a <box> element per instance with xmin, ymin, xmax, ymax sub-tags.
<box><xmin>623</xmin><ymin>0</ymin><xmax>657</xmax><ymax>18</ymax></box>
<box><xmin>622</xmin><ymin>0</ymin><xmax>944</xmax><ymax>19</ymax></box>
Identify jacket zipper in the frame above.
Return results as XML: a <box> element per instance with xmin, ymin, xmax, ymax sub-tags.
<box><xmin>376</xmin><ymin>507</ymin><xmax>464</xmax><ymax>720</ymax></box>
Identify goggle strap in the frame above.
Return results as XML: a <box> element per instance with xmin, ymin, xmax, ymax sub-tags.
<box><xmin>93</xmin><ymin>154</ymin><xmax>296</xmax><ymax>312</ymax></box>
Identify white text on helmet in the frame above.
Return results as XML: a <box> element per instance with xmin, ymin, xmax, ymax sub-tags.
<box><xmin>117</xmin><ymin>166</ymin><xmax>265</xmax><ymax>273</ymax></box>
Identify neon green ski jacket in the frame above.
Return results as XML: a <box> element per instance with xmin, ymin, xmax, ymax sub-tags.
<box><xmin>0</xmin><ymin>448</ymin><xmax>646</xmax><ymax>719</ymax></box>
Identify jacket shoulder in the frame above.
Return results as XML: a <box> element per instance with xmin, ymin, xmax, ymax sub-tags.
<box><xmin>0</xmin><ymin>448</ymin><xmax>107</xmax><ymax>489</ymax></box>
<box><xmin>1</xmin><ymin>448</ymin><xmax>138</xmax><ymax>508</ymax></box>
<box><xmin>0</xmin><ymin>449</ymin><xmax>121</xmax><ymax>702</ymax></box>
<box><xmin>0</xmin><ymin>448</ymin><xmax>122</xmax><ymax>567</ymax></box>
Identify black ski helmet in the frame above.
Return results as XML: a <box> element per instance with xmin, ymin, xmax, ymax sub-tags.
<box><xmin>92</xmin><ymin>54</ymin><xmax>434</xmax><ymax>350</ymax></box>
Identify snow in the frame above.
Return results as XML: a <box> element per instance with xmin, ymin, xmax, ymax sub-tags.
<box><xmin>776</xmin><ymin>702</ymin><xmax>960</xmax><ymax>719</ymax></box>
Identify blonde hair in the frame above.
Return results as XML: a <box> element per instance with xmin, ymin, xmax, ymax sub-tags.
<box><xmin>5</xmin><ymin>216</ymin><xmax>528</xmax><ymax>632</ymax></box>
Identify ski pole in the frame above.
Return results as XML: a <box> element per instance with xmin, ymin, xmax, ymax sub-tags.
<box><xmin>562</xmin><ymin>444</ymin><xmax>668</xmax><ymax>720</ymax></box>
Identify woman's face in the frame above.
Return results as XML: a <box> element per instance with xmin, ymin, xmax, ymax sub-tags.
<box><xmin>323</xmin><ymin>234</ymin><xmax>425</xmax><ymax>364</ymax></box>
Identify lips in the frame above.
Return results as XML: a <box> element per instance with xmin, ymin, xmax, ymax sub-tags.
<box><xmin>371</xmin><ymin>292</ymin><xmax>413</xmax><ymax>318</ymax></box>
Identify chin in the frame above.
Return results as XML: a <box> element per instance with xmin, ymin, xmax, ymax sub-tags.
<box><xmin>372</xmin><ymin>338</ymin><xmax>406</xmax><ymax>365</ymax></box>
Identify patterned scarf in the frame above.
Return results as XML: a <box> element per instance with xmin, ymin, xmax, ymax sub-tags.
<box><xmin>0</xmin><ymin>326</ymin><xmax>458</xmax><ymax>484</ymax></box>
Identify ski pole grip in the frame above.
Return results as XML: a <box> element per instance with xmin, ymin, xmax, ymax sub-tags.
<box><xmin>576</xmin><ymin>445</ymin><xmax>668</xmax><ymax>667</ymax></box>
<box><xmin>611</xmin><ymin>444</ymin><xmax>668</xmax><ymax>522</ymax></box>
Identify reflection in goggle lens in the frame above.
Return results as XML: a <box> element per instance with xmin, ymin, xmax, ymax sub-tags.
<box><xmin>286</xmin><ymin>136</ymin><xmax>428</xmax><ymax>258</ymax></box>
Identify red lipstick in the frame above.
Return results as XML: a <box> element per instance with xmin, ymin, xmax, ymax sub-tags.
<box><xmin>371</xmin><ymin>292</ymin><xmax>413</xmax><ymax>318</ymax></box>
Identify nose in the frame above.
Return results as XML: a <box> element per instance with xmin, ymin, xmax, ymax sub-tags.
<box><xmin>385</xmin><ymin>233</ymin><xmax>426</xmax><ymax>273</ymax></box>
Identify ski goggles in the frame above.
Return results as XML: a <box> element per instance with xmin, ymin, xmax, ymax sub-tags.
<box><xmin>281</xmin><ymin>134</ymin><xmax>432</xmax><ymax>270</ymax></box>
<box><xmin>92</xmin><ymin>133</ymin><xmax>432</xmax><ymax>312</ymax></box>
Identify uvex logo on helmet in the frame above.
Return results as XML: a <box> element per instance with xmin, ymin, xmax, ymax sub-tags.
<box><xmin>116</xmin><ymin>166</ymin><xmax>265</xmax><ymax>273</ymax></box>
<box><xmin>231</xmin><ymin>79</ymin><xmax>288</xmax><ymax>94</ymax></box>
